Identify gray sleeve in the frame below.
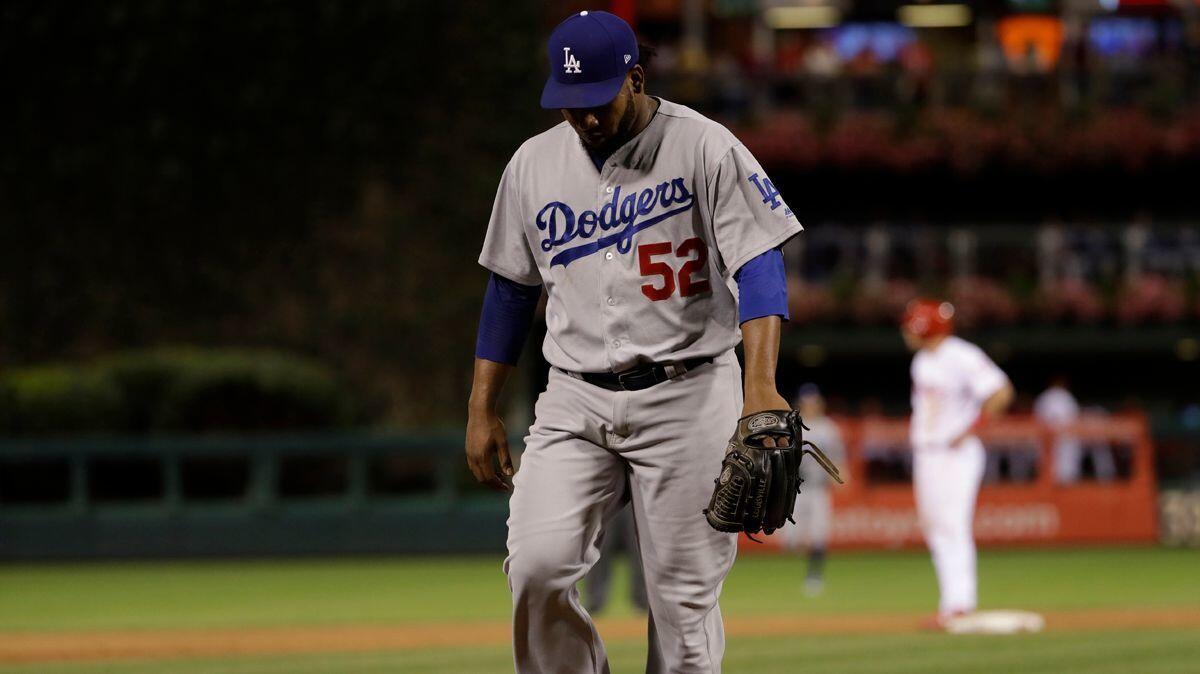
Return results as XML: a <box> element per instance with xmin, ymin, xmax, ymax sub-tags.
<box><xmin>707</xmin><ymin>143</ymin><xmax>804</xmax><ymax>278</ymax></box>
<box><xmin>478</xmin><ymin>159</ymin><xmax>542</xmax><ymax>286</ymax></box>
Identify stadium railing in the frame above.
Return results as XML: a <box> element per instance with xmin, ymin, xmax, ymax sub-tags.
<box><xmin>0</xmin><ymin>414</ymin><xmax>1162</xmax><ymax>559</ymax></box>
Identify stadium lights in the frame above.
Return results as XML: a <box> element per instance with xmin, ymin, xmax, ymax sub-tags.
<box><xmin>765</xmin><ymin>5</ymin><xmax>842</xmax><ymax>29</ymax></box>
<box><xmin>898</xmin><ymin>4</ymin><xmax>973</xmax><ymax>27</ymax></box>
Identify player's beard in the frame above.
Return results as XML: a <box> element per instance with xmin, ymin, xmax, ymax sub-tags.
<box><xmin>585</xmin><ymin>89</ymin><xmax>639</xmax><ymax>156</ymax></box>
<box><xmin>612</xmin><ymin>89</ymin><xmax>639</xmax><ymax>146</ymax></box>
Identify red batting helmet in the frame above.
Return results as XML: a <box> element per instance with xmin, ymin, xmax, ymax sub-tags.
<box><xmin>902</xmin><ymin>299</ymin><xmax>955</xmax><ymax>337</ymax></box>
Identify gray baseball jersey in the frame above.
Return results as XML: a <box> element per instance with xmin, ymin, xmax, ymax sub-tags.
<box><xmin>479</xmin><ymin>98</ymin><xmax>802</xmax><ymax>373</ymax></box>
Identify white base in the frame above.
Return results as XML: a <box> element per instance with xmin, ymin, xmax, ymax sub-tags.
<box><xmin>943</xmin><ymin>610</ymin><xmax>1046</xmax><ymax>635</ymax></box>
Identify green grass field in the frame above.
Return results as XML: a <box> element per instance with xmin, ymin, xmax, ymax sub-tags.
<box><xmin>1</xmin><ymin>547</ymin><xmax>1198</xmax><ymax>673</ymax></box>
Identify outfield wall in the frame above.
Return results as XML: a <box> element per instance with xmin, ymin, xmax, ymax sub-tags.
<box><xmin>0</xmin><ymin>415</ymin><xmax>1160</xmax><ymax>559</ymax></box>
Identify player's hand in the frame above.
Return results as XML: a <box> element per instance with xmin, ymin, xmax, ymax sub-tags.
<box><xmin>950</xmin><ymin>414</ymin><xmax>987</xmax><ymax>449</ymax></box>
<box><xmin>465</xmin><ymin>408</ymin><xmax>513</xmax><ymax>491</ymax></box>
<box><xmin>741</xmin><ymin>386</ymin><xmax>792</xmax><ymax>448</ymax></box>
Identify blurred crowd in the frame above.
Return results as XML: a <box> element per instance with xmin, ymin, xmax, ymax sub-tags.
<box><xmin>642</xmin><ymin>12</ymin><xmax>1197</xmax><ymax>119</ymax></box>
<box><xmin>781</xmin><ymin>217</ymin><xmax>1200</xmax><ymax>327</ymax></box>
<box><xmin>630</xmin><ymin>6</ymin><xmax>1200</xmax><ymax>173</ymax></box>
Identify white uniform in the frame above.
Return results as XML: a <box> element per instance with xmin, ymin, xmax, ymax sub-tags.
<box><xmin>481</xmin><ymin>98</ymin><xmax>801</xmax><ymax>673</ymax></box>
<box><xmin>1035</xmin><ymin>386</ymin><xmax>1117</xmax><ymax>483</ymax></box>
<box><xmin>1034</xmin><ymin>386</ymin><xmax>1083</xmax><ymax>483</ymax></box>
<box><xmin>909</xmin><ymin>335</ymin><xmax>1008</xmax><ymax>616</ymax></box>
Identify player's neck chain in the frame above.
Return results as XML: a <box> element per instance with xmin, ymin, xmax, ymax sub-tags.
<box><xmin>537</xmin><ymin>178</ymin><xmax>694</xmax><ymax>268</ymax></box>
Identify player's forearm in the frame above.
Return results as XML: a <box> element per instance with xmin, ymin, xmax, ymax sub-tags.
<box><xmin>980</xmin><ymin>382</ymin><xmax>1015</xmax><ymax>419</ymax></box>
<box><xmin>468</xmin><ymin>358</ymin><xmax>514</xmax><ymax>415</ymax></box>
<box><xmin>741</xmin><ymin>315</ymin><xmax>782</xmax><ymax>395</ymax></box>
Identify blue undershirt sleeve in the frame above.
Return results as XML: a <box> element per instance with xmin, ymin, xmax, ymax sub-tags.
<box><xmin>733</xmin><ymin>248</ymin><xmax>789</xmax><ymax>325</ymax></box>
<box><xmin>475</xmin><ymin>273</ymin><xmax>542</xmax><ymax>366</ymax></box>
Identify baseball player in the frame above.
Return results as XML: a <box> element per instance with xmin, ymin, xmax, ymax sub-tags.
<box><xmin>1035</xmin><ymin>375</ymin><xmax>1084</xmax><ymax>483</ymax></box>
<box><xmin>464</xmin><ymin>11</ymin><xmax>802</xmax><ymax>673</ymax></box>
<box><xmin>1035</xmin><ymin>375</ymin><xmax>1116</xmax><ymax>483</ymax></box>
<box><xmin>781</xmin><ymin>383</ymin><xmax>845</xmax><ymax>595</ymax></box>
<box><xmin>901</xmin><ymin>299</ymin><xmax>1013</xmax><ymax>628</ymax></box>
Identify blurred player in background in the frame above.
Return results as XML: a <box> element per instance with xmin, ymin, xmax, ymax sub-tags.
<box><xmin>1035</xmin><ymin>374</ymin><xmax>1084</xmax><ymax>483</ymax></box>
<box><xmin>1035</xmin><ymin>375</ymin><xmax>1116</xmax><ymax>483</ymax></box>
<box><xmin>583</xmin><ymin>505</ymin><xmax>648</xmax><ymax>614</ymax></box>
<box><xmin>781</xmin><ymin>383</ymin><xmax>845</xmax><ymax>596</ymax></box>
<box><xmin>902</xmin><ymin>299</ymin><xmax>1014</xmax><ymax>628</ymax></box>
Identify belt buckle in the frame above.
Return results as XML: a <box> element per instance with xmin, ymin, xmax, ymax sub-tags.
<box><xmin>617</xmin><ymin>367</ymin><xmax>656</xmax><ymax>391</ymax></box>
<box><xmin>616</xmin><ymin>369</ymin><xmax>638</xmax><ymax>390</ymax></box>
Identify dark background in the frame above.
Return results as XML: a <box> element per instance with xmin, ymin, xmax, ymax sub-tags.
<box><xmin>0</xmin><ymin>0</ymin><xmax>1197</xmax><ymax>481</ymax></box>
<box><xmin>1</xmin><ymin>0</ymin><xmax>544</xmax><ymax>424</ymax></box>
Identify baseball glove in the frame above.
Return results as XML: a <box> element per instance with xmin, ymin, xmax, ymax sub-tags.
<box><xmin>704</xmin><ymin>410</ymin><xmax>843</xmax><ymax>540</ymax></box>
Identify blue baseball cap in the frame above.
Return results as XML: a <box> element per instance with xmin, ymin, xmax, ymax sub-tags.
<box><xmin>540</xmin><ymin>10</ymin><xmax>639</xmax><ymax>110</ymax></box>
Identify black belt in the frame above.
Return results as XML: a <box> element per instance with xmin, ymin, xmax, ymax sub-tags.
<box><xmin>562</xmin><ymin>357</ymin><xmax>714</xmax><ymax>392</ymax></box>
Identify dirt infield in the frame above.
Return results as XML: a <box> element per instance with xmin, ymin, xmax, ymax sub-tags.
<box><xmin>3</xmin><ymin>608</ymin><xmax>1199</xmax><ymax>665</ymax></box>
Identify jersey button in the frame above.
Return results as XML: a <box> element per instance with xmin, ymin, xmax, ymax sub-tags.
<box><xmin>612</xmin><ymin>340</ymin><xmax>621</xmax><ymax>348</ymax></box>
<box><xmin>605</xmin><ymin>186</ymin><xmax>614</xmax><ymax>194</ymax></box>
<box><xmin>605</xmin><ymin>252</ymin><xmax>614</xmax><ymax>260</ymax></box>
<box><xmin>606</xmin><ymin>297</ymin><xmax>615</xmax><ymax>305</ymax></box>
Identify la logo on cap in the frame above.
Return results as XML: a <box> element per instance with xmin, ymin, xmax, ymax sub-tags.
<box><xmin>540</xmin><ymin>10</ymin><xmax>638</xmax><ymax>110</ymax></box>
<box><xmin>563</xmin><ymin>47</ymin><xmax>582</xmax><ymax>74</ymax></box>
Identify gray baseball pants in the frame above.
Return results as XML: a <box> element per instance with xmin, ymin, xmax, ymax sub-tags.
<box><xmin>504</xmin><ymin>350</ymin><xmax>741</xmax><ymax>673</ymax></box>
